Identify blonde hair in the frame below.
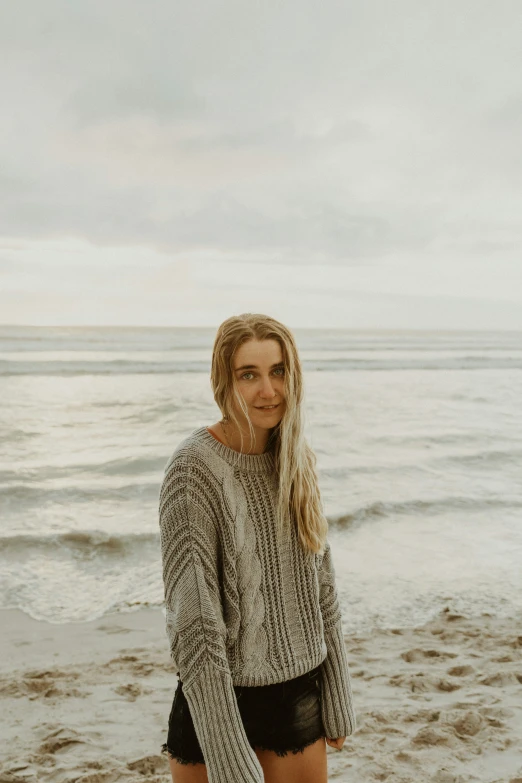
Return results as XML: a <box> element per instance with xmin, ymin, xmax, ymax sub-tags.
<box><xmin>210</xmin><ymin>313</ymin><xmax>328</xmax><ymax>556</ymax></box>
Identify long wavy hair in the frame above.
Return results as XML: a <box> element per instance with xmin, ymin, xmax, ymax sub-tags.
<box><xmin>210</xmin><ymin>313</ymin><xmax>328</xmax><ymax>556</ymax></box>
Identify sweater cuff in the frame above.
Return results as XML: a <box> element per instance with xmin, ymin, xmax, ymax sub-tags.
<box><xmin>182</xmin><ymin>659</ymin><xmax>264</xmax><ymax>783</ymax></box>
<box><xmin>319</xmin><ymin>620</ymin><xmax>357</xmax><ymax>739</ymax></box>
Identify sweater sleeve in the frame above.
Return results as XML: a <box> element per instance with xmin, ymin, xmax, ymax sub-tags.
<box><xmin>159</xmin><ymin>453</ymin><xmax>265</xmax><ymax>783</ymax></box>
<box><xmin>317</xmin><ymin>539</ymin><xmax>357</xmax><ymax>739</ymax></box>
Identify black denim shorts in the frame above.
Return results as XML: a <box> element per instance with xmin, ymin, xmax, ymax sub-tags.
<box><xmin>161</xmin><ymin>665</ymin><xmax>325</xmax><ymax>765</ymax></box>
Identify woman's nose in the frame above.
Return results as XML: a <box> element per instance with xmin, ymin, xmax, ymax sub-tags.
<box><xmin>260</xmin><ymin>377</ymin><xmax>276</xmax><ymax>396</ymax></box>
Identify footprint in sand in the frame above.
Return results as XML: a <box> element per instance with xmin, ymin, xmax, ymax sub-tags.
<box><xmin>411</xmin><ymin>725</ymin><xmax>460</xmax><ymax>748</ymax></box>
<box><xmin>446</xmin><ymin>664</ymin><xmax>475</xmax><ymax>676</ymax></box>
<box><xmin>479</xmin><ymin>671</ymin><xmax>521</xmax><ymax>687</ymax></box>
<box><xmin>107</xmin><ymin>655</ymin><xmax>155</xmax><ymax>677</ymax></box>
<box><xmin>127</xmin><ymin>754</ymin><xmax>166</xmax><ymax>775</ymax></box>
<box><xmin>477</xmin><ymin>705</ymin><xmax>515</xmax><ymax>725</ymax></box>
<box><xmin>96</xmin><ymin>625</ymin><xmax>131</xmax><ymax>634</ymax></box>
<box><xmin>440</xmin><ymin>708</ymin><xmax>485</xmax><ymax>738</ymax></box>
<box><xmin>112</xmin><ymin>682</ymin><xmax>152</xmax><ymax>700</ymax></box>
<box><xmin>0</xmin><ymin>670</ymin><xmax>85</xmax><ymax>700</ymax></box>
<box><xmin>401</xmin><ymin>648</ymin><xmax>459</xmax><ymax>663</ymax></box>
<box><xmin>389</xmin><ymin>672</ymin><xmax>461</xmax><ymax>693</ymax></box>
<box><xmin>37</xmin><ymin>726</ymin><xmax>86</xmax><ymax>755</ymax></box>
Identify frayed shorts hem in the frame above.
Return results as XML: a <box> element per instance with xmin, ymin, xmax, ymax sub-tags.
<box><xmin>161</xmin><ymin>732</ymin><xmax>325</xmax><ymax>765</ymax></box>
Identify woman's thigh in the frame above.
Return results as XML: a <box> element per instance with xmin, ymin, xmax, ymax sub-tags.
<box><xmin>167</xmin><ymin>738</ymin><xmax>327</xmax><ymax>783</ymax></box>
<box><xmin>254</xmin><ymin>736</ymin><xmax>328</xmax><ymax>783</ymax></box>
<box><xmin>167</xmin><ymin>756</ymin><xmax>208</xmax><ymax>783</ymax></box>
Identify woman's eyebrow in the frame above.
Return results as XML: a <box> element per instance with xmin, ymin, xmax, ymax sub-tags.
<box><xmin>234</xmin><ymin>361</ymin><xmax>284</xmax><ymax>371</ymax></box>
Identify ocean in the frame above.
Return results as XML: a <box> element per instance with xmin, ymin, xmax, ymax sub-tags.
<box><xmin>1</xmin><ymin>325</ymin><xmax>521</xmax><ymax>634</ymax></box>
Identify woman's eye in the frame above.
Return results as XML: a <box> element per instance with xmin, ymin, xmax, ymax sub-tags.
<box><xmin>241</xmin><ymin>368</ymin><xmax>284</xmax><ymax>380</ymax></box>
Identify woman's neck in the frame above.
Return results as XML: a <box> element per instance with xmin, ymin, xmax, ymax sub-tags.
<box><xmin>208</xmin><ymin>421</ymin><xmax>271</xmax><ymax>454</ymax></box>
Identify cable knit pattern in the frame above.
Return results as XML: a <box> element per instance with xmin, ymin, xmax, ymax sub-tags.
<box><xmin>158</xmin><ymin>426</ymin><xmax>356</xmax><ymax>783</ymax></box>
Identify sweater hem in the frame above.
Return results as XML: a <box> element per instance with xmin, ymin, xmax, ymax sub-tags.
<box><xmin>224</xmin><ymin>651</ymin><xmax>328</xmax><ymax>688</ymax></box>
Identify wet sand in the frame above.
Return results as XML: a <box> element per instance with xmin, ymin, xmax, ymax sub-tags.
<box><xmin>1</xmin><ymin>604</ymin><xmax>522</xmax><ymax>783</ymax></box>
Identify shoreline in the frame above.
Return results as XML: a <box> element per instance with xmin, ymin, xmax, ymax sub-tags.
<box><xmin>1</xmin><ymin>604</ymin><xmax>522</xmax><ymax>782</ymax></box>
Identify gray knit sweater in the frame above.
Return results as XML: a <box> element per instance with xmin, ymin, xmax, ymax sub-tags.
<box><xmin>158</xmin><ymin>425</ymin><xmax>356</xmax><ymax>783</ymax></box>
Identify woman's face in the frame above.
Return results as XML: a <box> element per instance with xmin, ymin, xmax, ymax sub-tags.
<box><xmin>230</xmin><ymin>338</ymin><xmax>286</xmax><ymax>430</ymax></box>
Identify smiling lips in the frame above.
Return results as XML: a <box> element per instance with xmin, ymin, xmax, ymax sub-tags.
<box><xmin>256</xmin><ymin>403</ymin><xmax>280</xmax><ymax>410</ymax></box>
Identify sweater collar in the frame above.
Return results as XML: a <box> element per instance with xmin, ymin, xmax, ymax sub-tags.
<box><xmin>195</xmin><ymin>426</ymin><xmax>275</xmax><ymax>475</ymax></box>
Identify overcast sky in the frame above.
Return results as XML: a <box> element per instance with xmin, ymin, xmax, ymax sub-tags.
<box><xmin>1</xmin><ymin>0</ymin><xmax>521</xmax><ymax>329</ymax></box>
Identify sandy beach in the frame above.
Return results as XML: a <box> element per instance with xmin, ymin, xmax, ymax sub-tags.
<box><xmin>1</xmin><ymin>604</ymin><xmax>522</xmax><ymax>783</ymax></box>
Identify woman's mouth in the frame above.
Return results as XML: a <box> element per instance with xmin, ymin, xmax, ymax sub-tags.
<box><xmin>255</xmin><ymin>403</ymin><xmax>280</xmax><ymax>412</ymax></box>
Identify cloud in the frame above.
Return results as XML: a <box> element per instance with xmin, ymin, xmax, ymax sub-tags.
<box><xmin>1</xmin><ymin>0</ymin><xmax>521</xmax><ymax>328</ymax></box>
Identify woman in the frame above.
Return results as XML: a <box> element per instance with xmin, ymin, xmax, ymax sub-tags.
<box><xmin>159</xmin><ymin>313</ymin><xmax>356</xmax><ymax>783</ymax></box>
